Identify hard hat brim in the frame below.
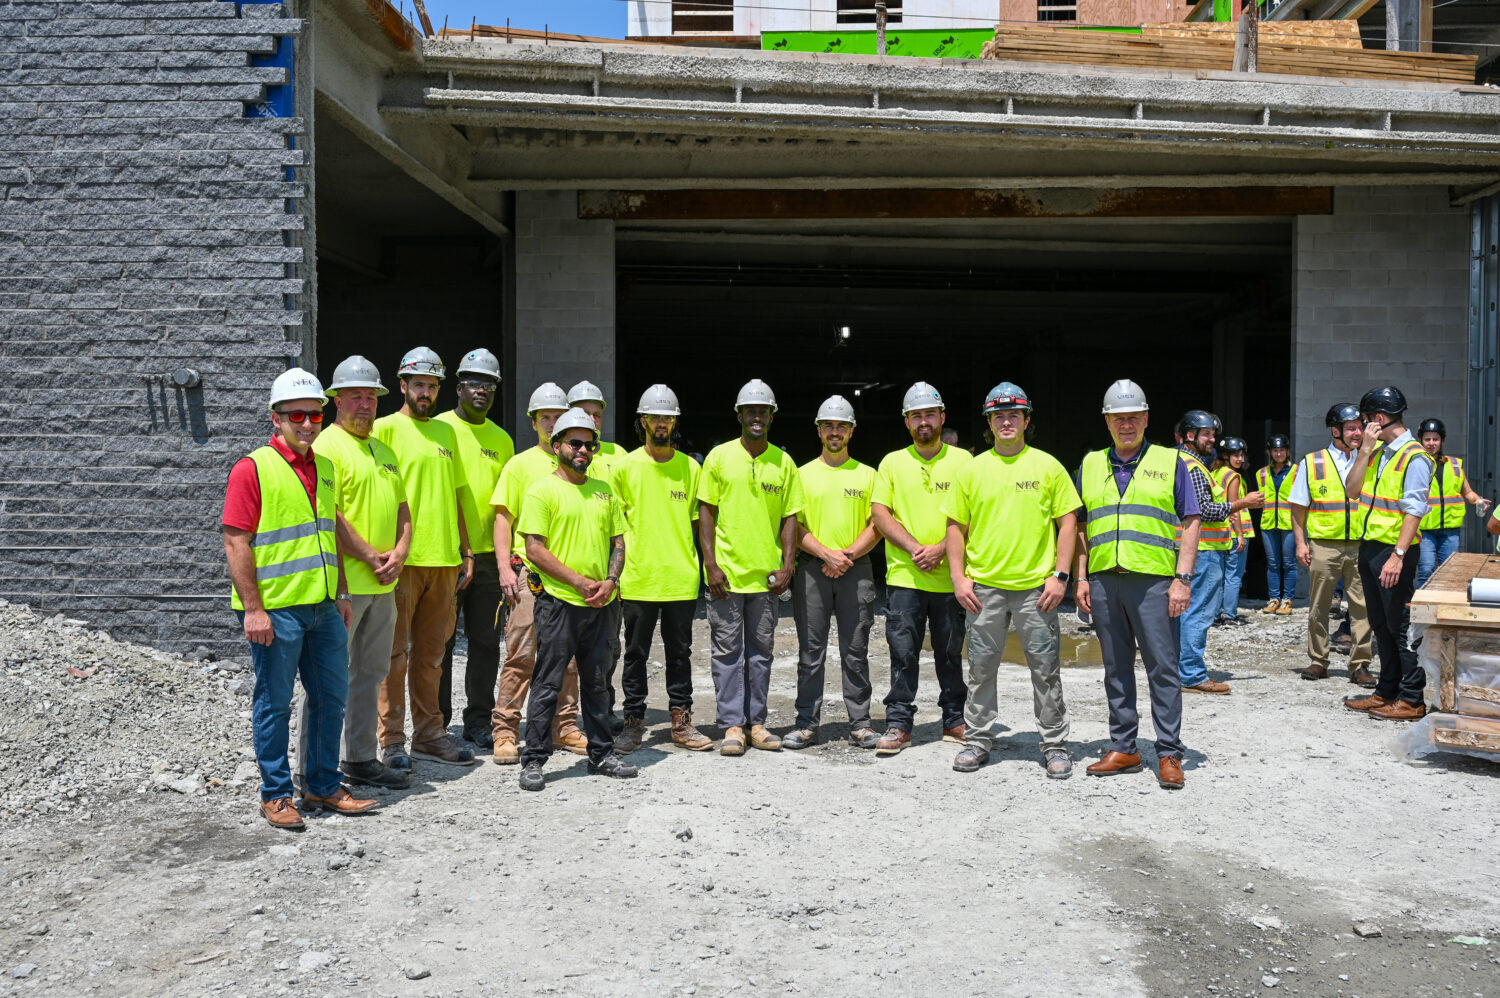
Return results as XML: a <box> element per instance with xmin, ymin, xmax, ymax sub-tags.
<box><xmin>327</xmin><ymin>383</ymin><xmax>388</xmax><ymax>397</ymax></box>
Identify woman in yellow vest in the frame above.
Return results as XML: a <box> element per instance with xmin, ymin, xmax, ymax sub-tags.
<box><xmin>1213</xmin><ymin>437</ymin><xmax>1252</xmax><ymax>626</ymax></box>
<box><xmin>1415</xmin><ymin>418</ymin><xmax>1489</xmax><ymax>589</ymax></box>
<box><xmin>1257</xmin><ymin>433</ymin><xmax>1298</xmax><ymax>615</ymax></box>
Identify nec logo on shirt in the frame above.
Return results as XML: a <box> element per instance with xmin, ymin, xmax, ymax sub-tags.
<box><xmin>480</xmin><ymin>447</ymin><xmax>501</xmax><ymax>462</ymax></box>
<box><xmin>320</xmin><ymin>476</ymin><xmax>334</xmax><ymax>490</ymax></box>
<box><xmin>435</xmin><ymin>445</ymin><xmax>454</xmax><ymax>460</ymax></box>
<box><xmin>1141</xmin><ymin>469</ymin><xmax>1169</xmax><ymax>482</ymax></box>
<box><xmin>931</xmin><ymin>481</ymin><xmax>951</xmax><ymax>493</ymax></box>
<box><xmin>759</xmin><ymin>482</ymin><xmax>784</xmax><ymax>496</ymax></box>
<box><xmin>381</xmin><ymin>463</ymin><xmax>399</xmax><ymax>476</ymax></box>
<box><xmin>593</xmin><ymin>492</ymin><xmax>615</xmax><ymax>505</ymax></box>
<box><xmin>669</xmin><ymin>489</ymin><xmax>689</xmax><ymax>502</ymax></box>
<box><xmin>1014</xmin><ymin>481</ymin><xmax>1040</xmax><ymax>492</ymax></box>
<box><xmin>844</xmin><ymin>488</ymin><xmax>867</xmax><ymax>499</ymax></box>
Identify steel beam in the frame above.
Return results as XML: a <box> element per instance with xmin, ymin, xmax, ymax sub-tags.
<box><xmin>1468</xmin><ymin>194</ymin><xmax>1500</xmax><ymax>551</ymax></box>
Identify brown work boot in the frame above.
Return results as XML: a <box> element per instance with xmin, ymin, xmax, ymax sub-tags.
<box><xmin>1157</xmin><ymin>756</ymin><xmax>1184</xmax><ymax>790</ymax></box>
<box><xmin>260</xmin><ymin>797</ymin><xmax>305</xmax><ymax>831</ymax></box>
<box><xmin>1344</xmin><ymin>693</ymin><xmax>1391</xmax><ymax>712</ymax></box>
<box><xmin>1275</xmin><ymin>601</ymin><xmax>1294</xmax><ymax>616</ymax></box>
<box><xmin>1300</xmin><ymin>663</ymin><xmax>1329</xmax><ymax>681</ymax></box>
<box><xmin>748</xmin><ymin>725</ymin><xmax>782</xmax><ymax>751</ymax></box>
<box><xmin>1349</xmin><ymin>666</ymin><xmax>1378</xmax><ymax>688</ymax></box>
<box><xmin>553</xmin><ymin>728</ymin><xmax>588</xmax><ymax>756</ymax></box>
<box><xmin>1368</xmin><ymin>700</ymin><xmax>1427</xmax><ymax>721</ymax></box>
<box><xmin>491</xmin><ymin>737</ymin><xmax>520</xmax><ymax>765</ymax></box>
<box><xmin>1086</xmin><ymin>751</ymin><xmax>1143</xmax><ymax>776</ymax></box>
<box><xmin>1260</xmin><ymin>599</ymin><xmax>1282</xmax><ymax>614</ymax></box>
<box><xmin>410</xmin><ymin>735</ymin><xmax>476</xmax><ymax>767</ymax></box>
<box><xmin>1183</xmin><ymin>680</ymin><xmax>1232</xmax><ymax>695</ymax></box>
<box><xmin>614</xmin><ymin>715</ymin><xmax>646</xmax><ymax>754</ymax></box>
<box><xmin>942</xmin><ymin>724</ymin><xmax>967</xmax><ymax>745</ymax></box>
<box><xmin>720</xmin><ymin>726</ymin><xmax>746</xmax><ymax>757</ymax></box>
<box><xmin>302</xmin><ymin>787</ymin><xmax>377</xmax><ymax>815</ymax></box>
<box><xmin>874</xmin><ymin>727</ymin><xmax>910</xmax><ymax>756</ymax></box>
<box><xmin>670</xmin><ymin>707</ymin><xmax>713</xmax><ymax>751</ymax></box>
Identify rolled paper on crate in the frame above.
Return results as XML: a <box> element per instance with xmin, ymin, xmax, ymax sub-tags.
<box><xmin>1467</xmin><ymin>578</ymin><xmax>1500</xmax><ymax>606</ymax></box>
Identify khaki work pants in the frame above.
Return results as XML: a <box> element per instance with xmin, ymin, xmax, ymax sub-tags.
<box><xmin>493</xmin><ymin>581</ymin><xmax>581</xmax><ymax>743</ymax></box>
<box><xmin>962</xmin><ymin>584</ymin><xmax>1069</xmax><ymax>752</ymax></box>
<box><xmin>379</xmin><ymin>564</ymin><xmax>458</xmax><ymax>750</ymax></box>
<box><xmin>1307</xmin><ymin>538</ymin><xmax>1373</xmax><ymax>670</ymax></box>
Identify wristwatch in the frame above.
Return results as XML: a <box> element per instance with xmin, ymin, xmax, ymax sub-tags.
<box><xmin>1051</xmin><ymin>570</ymin><xmax>1070</xmax><ymax>583</ymax></box>
<box><xmin>336</xmin><ymin>593</ymin><xmax>351</xmax><ymax>602</ymax></box>
<box><xmin>1393</xmin><ymin>547</ymin><xmax>1408</xmax><ymax>558</ymax></box>
<box><xmin>606</xmin><ymin>575</ymin><xmax>620</xmax><ymax>585</ymax></box>
<box><xmin>1173</xmin><ymin>573</ymin><xmax>1193</xmax><ymax>584</ymax></box>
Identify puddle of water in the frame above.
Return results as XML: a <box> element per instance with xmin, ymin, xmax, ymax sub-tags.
<box><xmin>1003</xmin><ymin>630</ymin><xmax>1103</xmax><ymax>668</ymax></box>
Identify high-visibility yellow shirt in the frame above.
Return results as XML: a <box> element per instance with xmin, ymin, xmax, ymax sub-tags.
<box><xmin>613</xmin><ymin>448</ymin><xmax>702</xmax><ymax>603</ymax></box>
<box><xmin>943</xmin><ymin>446</ymin><xmax>1081</xmax><ymax>591</ymax></box>
<box><xmin>697</xmin><ymin>439</ymin><xmax>806</xmax><ymax>594</ymax></box>
<box><xmin>517</xmin><ymin>473</ymin><xmax>624</xmax><ymax>607</ymax></box>
<box><xmin>1421</xmin><ymin>455</ymin><xmax>1467</xmax><ymax>531</ymax></box>
<box><xmin>436</xmin><ymin>412</ymin><xmax>513</xmax><ymax>556</ymax></box>
<box><xmin>873</xmin><ymin>443</ymin><xmax>971</xmax><ymax>593</ymax></box>
<box><xmin>491</xmin><ymin>444</ymin><xmax>561</xmax><ymax>560</ymax></box>
<box><xmin>314</xmin><ymin>424</ymin><xmax>406</xmax><ymax>595</ymax></box>
<box><xmin>589</xmin><ymin>440</ymin><xmax>625</xmax><ymax>486</ymax></box>
<box><xmin>1257</xmin><ymin>464</ymin><xmax>1298</xmax><ymax>531</ymax></box>
<box><xmin>797</xmin><ymin>456</ymin><xmax>876</xmax><ymax>553</ymax></box>
<box><xmin>371</xmin><ymin>412</ymin><xmax>466</xmax><ymax>568</ymax></box>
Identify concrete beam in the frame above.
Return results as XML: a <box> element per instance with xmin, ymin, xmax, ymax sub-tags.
<box><xmin>471</xmin><ymin>171</ymin><xmax>1499</xmax><ymax>191</ymax></box>
<box><xmin>617</xmin><ymin>228</ymin><xmax>1292</xmax><ymax>257</ymax></box>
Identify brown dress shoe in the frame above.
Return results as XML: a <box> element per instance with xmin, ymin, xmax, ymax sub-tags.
<box><xmin>874</xmin><ymin>727</ymin><xmax>911</xmax><ymax>756</ymax></box>
<box><xmin>1086</xmin><ymin>751</ymin><xmax>1143</xmax><ymax>776</ymax></box>
<box><xmin>1157</xmin><ymin>756</ymin><xmax>1184</xmax><ymax>789</ymax></box>
<box><xmin>260</xmin><ymin>797</ymin><xmax>305</xmax><ymax>831</ymax></box>
<box><xmin>1368</xmin><ymin>700</ymin><xmax>1427</xmax><ymax>721</ymax></box>
<box><xmin>942</xmin><ymin>724</ymin><xmax>967</xmax><ymax>745</ymax></box>
<box><xmin>1183</xmin><ymin>680</ymin><xmax>1232</xmax><ymax>695</ymax></box>
<box><xmin>1344</xmin><ymin>693</ymin><xmax>1390</xmax><ymax>712</ymax></box>
<box><xmin>552</xmin><ymin>728</ymin><xmax>588</xmax><ymax>756</ymax></box>
<box><xmin>670</xmin><ymin>707</ymin><xmax>713</xmax><ymax>751</ymax></box>
<box><xmin>1349</xmin><ymin>666</ymin><xmax>1378</xmax><ymax>688</ymax></box>
<box><xmin>1300</xmin><ymin>663</ymin><xmax>1328</xmax><ymax>681</ymax></box>
<box><xmin>302</xmin><ymin>787</ymin><xmax>377</xmax><ymax>815</ymax></box>
<box><xmin>748</xmin><ymin>724</ymin><xmax>782</xmax><ymax>751</ymax></box>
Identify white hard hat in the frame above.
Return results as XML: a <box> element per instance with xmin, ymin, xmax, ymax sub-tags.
<box><xmin>734</xmin><ymin>379</ymin><xmax>778</xmax><ymax>412</ymax></box>
<box><xmin>527</xmin><ymin>382</ymin><xmax>569</xmax><ymax>416</ymax></box>
<box><xmin>638</xmin><ymin>384</ymin><xmax>681</xmax><ymax>416</ymax></box>
<box><xmin>815</xmin><ymin>395</ymin><xmax>856</xmax><ymax>426</ymax></box>
<box><xmin>456</xmin><ymin>348</ymin><xmax>501</xmax><ymax>380</ymax></box>
<box><xmin>397</xmin><ymin>346</ymin><xmax>445</xmax><ymax>380</ymax></box>
<box><xmin>1101</xmin><ymin>379</ymin><xmax>1149</xmax><ymax>414</ymax></box>
<box><xmin>325</xmin><ymin>355</ymin><xmax>387</xmax><ymax>397</ymax></box>
<box><xmin>567</xmin><ymin>380</ymin><xmax>606</xmax><ymax>407</ymax></box>
<box><xmin>269</xmin><ymin>368</ymin><xmax>326</xmax><ymax>411</ymax></box>
<box><xmin>902</xmin><ymin>382</ymin><xmax>944</xmax><ymax>414</ymax></box>
<box><xmin>551</xmin><ymin>407</ymin><xmax>599</xmax><ymax>442</ymax></box>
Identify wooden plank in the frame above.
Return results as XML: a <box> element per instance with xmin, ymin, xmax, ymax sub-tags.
<box><xmin>1431</xmin><ymin>713</ymin><xmax>1500</xmax><ymax>753</ymax></box>
<box><xmin>1409</xmin><ymin>604</ymin><xmax>1500</xmax><ymax>627</ymax></box>
<box><xmin>1410</xmin><ymin>552</ymin><xmax>1497</xmax><ymax>605</ymax></box>
<box><xmin>1144</xmin><ymin>20</ymin><xmax>1362</xmax><ymax>49</ymax></box>
<box><xmin>1439</xmin><ymin>627</ymin><xmax>1458</xmax><ymax>712</ymax></box>
<box><xmin>578</xmin><ymin>186</ymin><xmax>1334</xmax><ymax>221</ymax></box>
<box><xmin>1458</xmin><ymin>683</ymin><xmax>1500</xmax><ymax>707</ymax></box>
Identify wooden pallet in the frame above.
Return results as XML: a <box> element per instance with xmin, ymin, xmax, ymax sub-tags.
<box><xmin>1410</xmin><ymin>553</ymin><xmax>1500</xmax><ymax>626</ymax></box>
<box><xmin>1431</xmin><ymin>713</ymin><xmax>1500</xmax><ymax>754</ymax></box>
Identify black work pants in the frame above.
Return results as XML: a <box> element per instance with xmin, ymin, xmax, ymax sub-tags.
<box><xmin>522</xmin><ymin>592</ymin><xmax>614</xmax><ymax>766</ymax></box>
<box><xmin>1357</xmin><ymin>540</ymin><xmax>1424</xmax><ymax>705</ymax></box>
<box><xmin>882</xmin><ymin>585</ymin><xmax>967</xmax><ymax>731</ymax></box>
<box><xmin>621</xmin><ymin>598</ymin><xmax>697</xmax><ymax>717</ymax></box>
<box><xmin>440</xmin><ymin>551</ymin><xmax>502</xmax><ymax>734</ymax></box>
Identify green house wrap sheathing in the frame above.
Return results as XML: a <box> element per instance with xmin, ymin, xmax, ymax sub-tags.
<box><xmin>761</xmin><ymin>26</ymin><xmax>1142</xmax><ymax>59</ymax></box>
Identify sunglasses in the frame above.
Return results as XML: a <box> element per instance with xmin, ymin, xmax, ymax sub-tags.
<box><xmin>457</xmin><ymin>378</ymin><xmax>496</xmax><ymax>390</ymax></box>
<box><xmin>561</xmin><ymin>438</ymin><xmax>599</xmax><ymax>451</ymax></box>
<box><xmin>279</xmin><ymin>410</ymin><xmax>325</xmax><ymax>424</ymax></box>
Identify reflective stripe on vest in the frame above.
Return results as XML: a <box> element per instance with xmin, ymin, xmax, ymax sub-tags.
<box><xmin>1177</xmin><ymin>459</ymin><xmax>1233</xmax><ymax>552</ymax></box>
<box><xmin>1081</xmin><ymin>443</ymin><xmax>1181</xmax><ymax>577</ymax></box>
<box><xmin>1256</xmin><ymin>464</ymin><xmax>1297</xmax><ymax>531</ymax></box>
<box><xmin>1302</xmin><ymin>448</ymin><xmax>1357</xmax><ymax>541</ymax></box>
<box><xmin>1420</xmin><ymin>455</ymin><xmax>1466</xmax><ymax>531</ymax></box>
<box><xmin>230</xmin><ymin>446</ymin><xmax>339</xmax><ymax>611</ymax></box>
<box><xmin>1359</xmin><ymin>440</ymin><xmax>1432</xmax><ymax>545</ymax></box>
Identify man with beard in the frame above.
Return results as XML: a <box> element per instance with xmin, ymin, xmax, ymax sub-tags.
<box><xmin>294</xmin><ymin>356</ymin><xmax>411</xmax><ymax>793</ymax></box>
<box><xmin>435</xmin><ymin>349</ymin><xmax>513</xmax><ymax>746</ymax></box>
<box><xmin>517</xmin><ymin>407</ymin><xmax>638</xmax><ymax>791</ymax></box>
<box><xmin>783</xmin><ymin>396</ymin><xmax>880</xmax><ymax>751</ymax></box>
<box><xmin>372</xmin><ymin>347</ymin><xmax>476</xmax><ymax>768</ymax></box>
<box><xmin>697</xmin><ymin>379</ymin><xmax>805</xmax><ymax>756</ymax></box>
<box><xmin>1174</xmin><ymin>410</ymin><xmax>1262</xmax><ymax>696</ymax></box>
<box><xmin>872</xmin><ymin>382</ymin><xmax>971</xmax><ymax>755</ymax></box>
<box><xmin>610</xmin><ymin>385</ymin><xmax>714</xmax><ymax>753</ymax></box>
<box><xmin>946</xmin><ymin>383</ymin><xmax>1081</xmax><ymax>778</ymax></box>
<box><xmin>489</xmin><ymin>383</ymin><xmax>589</xmax><ymax>763</ymax></box>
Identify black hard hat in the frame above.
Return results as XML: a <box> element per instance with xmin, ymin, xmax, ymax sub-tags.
<box><xmin>1217</xmin><ymin>436</ymin><xmax>1247</xmax><ymax>457</ymax></box>
<box><xmin>1267</xmin><ymin>433</ymin><xmax>1291</xmax><ymax>450</ymax></box>
<box><xmin>1325</xmin><ymin>403</ymin><xmax>1361</xmax><ymax>428</ymax></box>
<box><xmin>1418</xmin><ymin>418</ymin><xmax>1446</xmax><ymax>439</ymax></box>
<box><xmin>1178</xmin><ymin>409</ymin><xmax>1222</xmax><ymax>435</ymax></box>
<box><xmin>1359</xmin><ymin>386</ymin><xmax>1407</xmax><ymax>418</ymax></box>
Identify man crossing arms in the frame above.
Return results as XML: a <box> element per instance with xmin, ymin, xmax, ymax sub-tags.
<box><xmin>872</xmin><ymin>382</ymin><xmax>971</xmax><ymax>755</ymax></box>
<box><xmin>783</xmin><ymin>396</ymin><xmax>881</xmax><ymax>751</ymax></box>
<box><xmin>697</xmin><ymin>379</ymin><xmax>805</xmax><ymax>757</ymax></box>
<box><xmin>945</xmin><ymin>383</ymin><xmax>1081</xmax><ymax>778</ymax></box>
<box><xmin>372</xmin><ymin>347</ymin><xmax>476</xmax><ymax>768</ymax></box>
<box><xmin>611</xmin><ymin>385</ymin><xmax>713</xmax><ymax>753</ymax></box>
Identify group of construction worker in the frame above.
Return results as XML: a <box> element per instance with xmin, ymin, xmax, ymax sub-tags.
<box><xmin>224</xmin><ymin>350</ymin><xmax>1483</xmax><ymax>829</ymax></box>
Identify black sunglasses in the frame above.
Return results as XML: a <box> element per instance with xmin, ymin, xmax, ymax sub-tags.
<box><xmin>561</xmin><ymin>437</ymin><xmax>599</xmax><ymax>451</ymax></box>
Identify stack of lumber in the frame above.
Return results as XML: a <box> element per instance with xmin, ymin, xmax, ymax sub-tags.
<box><xmin>980</xmin><ymin>22</ymin><xmax>1476</xmax><ymax>84</ymax></box>
<box><xmin>1408</xmin><ymin>553</ymin><xmax>1500</xmax><ymax>760</ymax></box>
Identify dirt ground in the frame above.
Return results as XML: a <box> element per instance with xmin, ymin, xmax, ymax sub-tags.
<box><xmin>3</xmin><ymin>601</ymin><xmax>1499</xmax><ymax>998</ymax></box>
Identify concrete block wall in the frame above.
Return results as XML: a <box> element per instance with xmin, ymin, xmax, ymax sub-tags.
<box><xmin>512</xmin><ymin>189</ymin><xmax>616</xmax><ymax>441</ymax></box>
<box><xmin>1291</xmin><ymin>186</ymin><xmax>1469</xmax><ymax>457</ymax></box>
<box><xmin>0</xmin><ymin>1</ymin><xmax>305</xmax><ymax>656</ymax></box>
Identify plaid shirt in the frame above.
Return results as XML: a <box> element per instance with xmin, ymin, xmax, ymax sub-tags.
<box><xmin>1180</xmin><ymin>445</ymin><xmax>1234</xmax><ymax>522</ymax></box>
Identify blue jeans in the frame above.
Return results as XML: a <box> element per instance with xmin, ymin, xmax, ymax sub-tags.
<box><xmin>1179</xmin><ymin>549</ymin><xmax>1226</xmax><ymax>687</ymax></box>
<box><xmin>1262</xmin><ymin>529</ymin><xmax>1297</xmax><ymax>601</ymax></box>
<box><xmin>1221</xmin><ymin>543</ymin><xmax>1248</xmax><ymax>619</ymax></box>
<box><xmin>241</xmin><ymin>601</ymin><xmax>349</xmax><ymax>801</ymax></box>
<box><xmin>1416</xmin><ymin>528</ymin><xmax>1461</xmax><ymax>590</ymax></box>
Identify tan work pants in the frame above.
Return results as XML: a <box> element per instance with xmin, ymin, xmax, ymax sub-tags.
<box><xmin>1307</xmin><ymin>539</ymin><xmax>1373</xmax><ymax>670</ymax></box>
<box><xmin>379</xmin><ymin>564</ymin><xmax>458</xmax><ymax>749</ymax></box>
<box><xmin>493</xmin><ymin>581</ymin><xmax>581</xmax><ymax>743</ymax></box>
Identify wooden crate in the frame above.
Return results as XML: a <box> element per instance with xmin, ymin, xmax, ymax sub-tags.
<box><xmin>1430</xmin><ymin>713</ymin><xmax>1500</xmax><ymax>754</ymax></box>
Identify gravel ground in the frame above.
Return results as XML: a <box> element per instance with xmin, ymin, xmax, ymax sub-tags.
<box><xmin>2</xmin><ymin>596</ymin><xmax>1498</xmax><ymax>998</ymax></box>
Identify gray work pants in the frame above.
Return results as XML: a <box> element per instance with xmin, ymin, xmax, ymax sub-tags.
<box><xmin>707</xmin><ymin>591</ymin><xmax>777</xmax><ymax>728</ymax></box>
<box><xmin>791</xmin><ymin>555</ymin><xmax>875</xmax><ymax>729</ymax></box>
<box><xmin>962</xmin><ymin>584</ymin><xmax>1069</xmax><ymax>752</ymax></box>
<box><xmin>297</xmin><ymin>591</ymin><xmax>395</xmax><ymax>775</ymax></box>
<box><xmin>1089</xmin><ymin>572</ymin><xmax>1184</xmax><ymax>759</ymax></box>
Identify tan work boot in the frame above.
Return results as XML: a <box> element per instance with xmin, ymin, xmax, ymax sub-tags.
<box><xmin>720</xmin><ymin>726</ymin><xmax>746</xmax><ymax>756</ymax></box>
<box><xmin>491</xmin><ymin>738</ymin><xmax>519</xmax><ymax>765</ymax></box>
<box><xmin>670</xmin><ymin>707</ymin><xmax>713</xmax><ymax>751</ymax></box>
<box><xmin>1260</xmin><ymin>599</ymin><xmax>1281</xmax><ymax>614</ymax></box>
<box><xmin>553</xmin><ymin>728</ymin><xmax>588</xmax><ymax>756</ymax></box>
<box><xmin>748</xmin><ymin>725</ymin><xmax>781</xmax><ymax>751</ymax></box>
<box><xmin>1275</xmin><ymin>601</ymin><xmax>1294</xmax><ymax>616</ymax></box>
<box><xmin>614</xmin><ymin>715</ymin><xmax>646</xmax><ymax>754</ymax></box>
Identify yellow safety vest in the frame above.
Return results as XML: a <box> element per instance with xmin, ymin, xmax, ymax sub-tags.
<box><xmin>1420</xmin><ymin>455</ymin><xmax>1467</xmax><ymax>531</ymax></box>
<box><xmin>1234</xmin><ymin>471</ymin><xmax>1255</xmax><ymax>540</ymax></box>
<box><xmin>1256</xmin><ymin>464</ymin><xmax>1297</xmax><ymax>531</ymax></box>
<box><xmin>1301</xmin><ymin>448</ymin><xmax>1358</xmax><ymax>541</ymax></box>
<box><xmin>1081</xmin><ymin>443</ymin><xmax>1181</xmax><ymax>577</ymax></box>
<box><xmin>230</xmin><ymin>446</ymin><xmax>339</xmax><ymax>611</ymax></box>
<box><xmin>1358</xmin><ymin>440</ymin><xmax>1432</xmax><ymax>545</ymax></box>
<box><xmin>1189</xmin><ymin>463</ymin><xmax>1234</xmax><ymax>552</ymax></box>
